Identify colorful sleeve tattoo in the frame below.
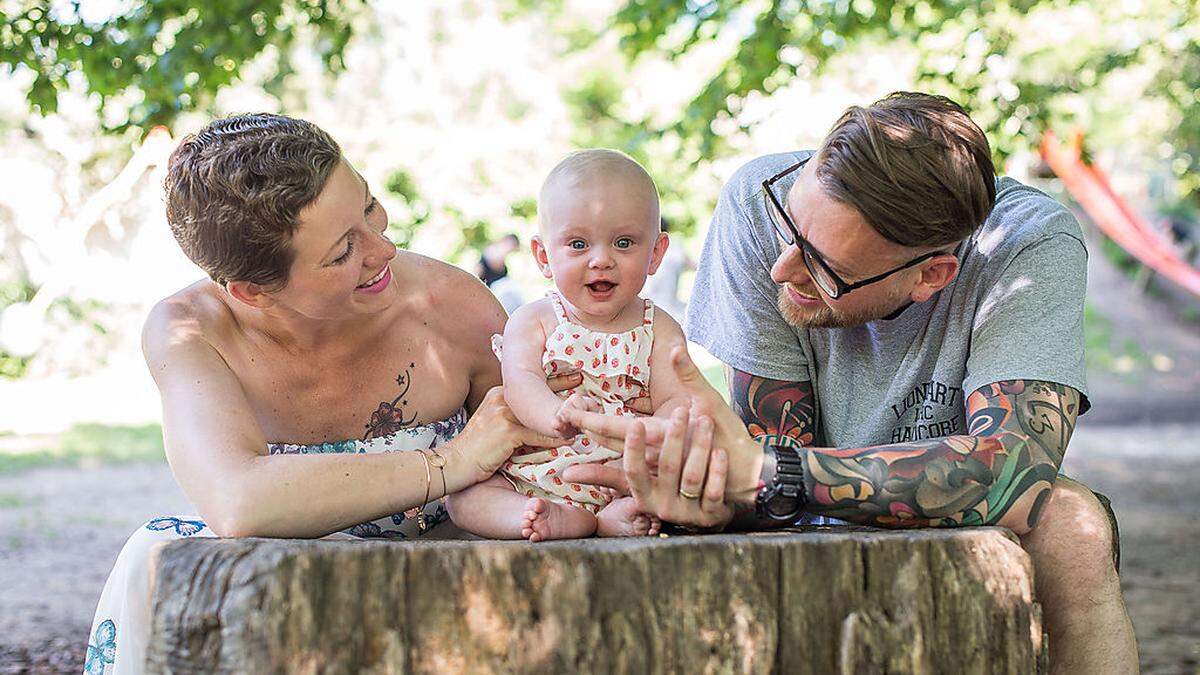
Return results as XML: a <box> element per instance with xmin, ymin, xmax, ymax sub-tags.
<box><xmin>730</xmin><ymin>371</ymin><xmax>1080</xmax><ymax>532</ymax></box>
<box><xmin>805</xmin><ymin>380</ymin><xmax>1079</xmax><ymax>531</ymax></box>
<box><xmin>728</xmin><ymin>369</ymin><xmax>816</xmax><ymax>446</ymax></box>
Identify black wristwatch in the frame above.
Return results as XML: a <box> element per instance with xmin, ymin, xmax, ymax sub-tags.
<box><xmin>754</xmin><ymin>439</ymin><xmax>808</xmax><ymax>522</ymax></box>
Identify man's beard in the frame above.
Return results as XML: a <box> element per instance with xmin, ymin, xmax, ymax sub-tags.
<box><xmin>775</xmin><ymin>286</ymin><xmax>904</xmax><ymax>329</ymax></box>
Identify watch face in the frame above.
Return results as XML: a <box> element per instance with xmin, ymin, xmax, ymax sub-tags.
<box><xmin>767</xmin><ymin>495</ymin><xmax>800</xmax><ymax>518</ymax></box>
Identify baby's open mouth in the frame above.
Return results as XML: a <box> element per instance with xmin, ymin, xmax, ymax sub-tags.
<box><xmin>586</xmin><ymin>281</ymin><xmax>616</xmax><ymax>293</ymax></box>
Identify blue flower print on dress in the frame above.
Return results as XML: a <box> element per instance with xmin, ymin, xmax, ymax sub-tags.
<box><xmin>146</xmin><ymin>517</ymin><xmax>207</xmax><ymax>537</ymax></box>
<box><xmin>347</xmin><ymin>521</ymin><xmax>384</xmax><ymax>538</ymax></box>
<box><xmin>84</xmin><ymin>619</ymin><xmax>116</xmax><ymax>674</ymax></box>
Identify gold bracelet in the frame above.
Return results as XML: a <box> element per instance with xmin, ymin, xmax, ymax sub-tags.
<box><xmin>417</xmin><ymin>449</ymin><xmax>433</xmax><ymax>509</ymax></box>
<box><xmin>426</xmin><ymin>448</ymin><xmax>448</xmax><ymax>500</ymax></box>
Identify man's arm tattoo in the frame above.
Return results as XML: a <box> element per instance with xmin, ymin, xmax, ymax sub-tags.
<box><xmin>722</xmin><ymin>369</ymin><xmax>817</xmax><ymax>532</ymax></box>
<box><xmin>801</xmin><ymin>380</ymin><xmax>1080</xmax><ymax>533</ymax></box>
<box><xmin>728</xmin><ymin>369</ymin><xmax>816</xmax><ymax>445</ymax></box>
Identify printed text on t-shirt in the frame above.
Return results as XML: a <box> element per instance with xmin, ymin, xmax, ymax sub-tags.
<box><xmin>889</xmin><ymin>380</ymin><xmax>965</xmax><ymax>443</ymax></box>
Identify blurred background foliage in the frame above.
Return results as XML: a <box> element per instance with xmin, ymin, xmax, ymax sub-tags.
<box><xmin>602</xmin><ymin>0</ymin><xmax>1198</xmax><ymax>216</ymax></box>
<box><xmin>1</xmin><ymin>0</ymin><xmax>364</xmax><ymax>132</ymax></box>
<box><xmin>3</xmin><ymin>0</ymin><xmax>1196</xmax><ymax>222</ymax></box>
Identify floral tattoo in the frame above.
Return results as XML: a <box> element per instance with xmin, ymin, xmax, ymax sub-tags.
<box><xmin>729</xmin><ymin>370</ymin><xmax>816</xmax><ymax>446</ymax></box>
<box><xmin>363</xmin><ymin>363</ymin><xmax>418</xmax><ymax>440</ymax></box>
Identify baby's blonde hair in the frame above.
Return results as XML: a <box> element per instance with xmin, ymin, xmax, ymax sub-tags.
<box><xmin>538</xmin><ymin>149</ymin><xmax>660</xmax><ymax>231</ymax></box>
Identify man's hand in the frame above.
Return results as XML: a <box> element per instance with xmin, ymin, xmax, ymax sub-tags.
<box><xmin>625</xmin><ymin>409</ymin><xmax>733</xmax><ymax>529</ymax></box>
<box><xmin>562</xmin><ymin>346</ymin><xmax>764</xmax><ymax>504</ymax></box>
<box><xmin>566</xmin><ymin>407</ymin><xmax>734</xmax><ymax>529</ymax></box>
<box><xmin>551</xmin><ymin>393</ymin><xmax>599</xmax><ymax>438</ymax></box>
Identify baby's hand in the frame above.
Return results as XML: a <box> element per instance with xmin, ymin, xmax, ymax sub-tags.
<box><xmin>552</xmin><ymin>393</ymin><xmax>600</xmax><ymax>438</ymax></box>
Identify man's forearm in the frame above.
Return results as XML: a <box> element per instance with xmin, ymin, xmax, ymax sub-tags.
<box><xmin>729</xmin><ymin>368</ymin><xmax>816</xmax><ymax>445</ymax></box>
<box><xmin>728</xmin><ymin>370</ymin><xmax>1078</xmax><ymax>533</ymax></box>
<box><xmin>797</xmin><ymin>381</ymin><xmax>1079</xmax><ymax>533</ymax></box>
<box><xmin>726</xmin><ymin>369</ymin><xmax>816</xmax><ymax>530</ymax></box>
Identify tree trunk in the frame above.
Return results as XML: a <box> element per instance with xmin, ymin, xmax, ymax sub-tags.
<box><xmin>145</xmin><ymin>527</ymin><xmax>1044</xmax><ymax>673</ymax></box>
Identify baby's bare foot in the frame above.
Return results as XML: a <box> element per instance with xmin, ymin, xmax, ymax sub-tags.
<box><xmin>596</xmin><ymin>496</ymin><xmax>661</xmax><ymax>537</ymax></box>
<box><xmin>520</xmin><ymin>497</ymin><xmax>598</xmax><ymax>542</ymax></box>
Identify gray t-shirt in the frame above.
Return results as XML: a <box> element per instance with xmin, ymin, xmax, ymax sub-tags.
<box><xmin>686</xmin><ymin>151</ymin><xmax>1090</xmax><ymax>449</ymax></box>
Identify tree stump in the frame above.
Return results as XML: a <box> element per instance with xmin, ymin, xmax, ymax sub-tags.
<box><xmin>145</xmin><ymin>527</ymin><xmax>1044</xmax><ymax>673</ymax></box>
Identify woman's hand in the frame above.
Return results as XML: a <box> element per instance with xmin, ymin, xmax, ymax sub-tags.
<box><xmin>561</xmin><ymin>346</ymin><xmax>764</xmax><ymax>504</ymax></box>
<box><xmin>447</xmin><ymin>386</ymin><xmax>563</xmax><ymax>486</ymax></box>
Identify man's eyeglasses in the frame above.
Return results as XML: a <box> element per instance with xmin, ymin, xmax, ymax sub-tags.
<box><xmin>762</xmin><ymin>156</ymin><xmax>949</xmax><ymax>300</ymax></box>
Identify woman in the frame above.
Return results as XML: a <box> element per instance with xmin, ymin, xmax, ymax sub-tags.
<box><xmin>83</xmin><ymin>113</ymin><xmax>562</xmax><ymax>673</ymax></box>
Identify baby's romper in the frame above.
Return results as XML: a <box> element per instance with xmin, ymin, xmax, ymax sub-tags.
<box><xmin>494</xmin><ymin>291</ymin><xmax>654</xmax><ymax>514</ymax></box>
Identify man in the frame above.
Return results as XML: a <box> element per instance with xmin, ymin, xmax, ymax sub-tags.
<box><xmin>566</xmin><ymin>92</ymin><xmax>1138</xmax><ymax>673</ymax></box>
<box><xmin>476</xmin><ymin>233</ymin><xmax>525</xmax><ymax>313</ymax></box>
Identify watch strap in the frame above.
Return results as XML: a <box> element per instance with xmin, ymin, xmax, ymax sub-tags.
<box><xmin>754</xmin><ymin>435</ymin><xmax>808</xmax><ymax>522</ymax></box>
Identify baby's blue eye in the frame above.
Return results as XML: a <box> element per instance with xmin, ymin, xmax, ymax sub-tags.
<box><xmin>569</xmin><ymin>240</ymin><xmax>586</xmax><ymax>250</ymax></box>
<box><xmin>615</xmin><ymin>237</ymin><xmax>633</xmax><ymax>249</ymax></box>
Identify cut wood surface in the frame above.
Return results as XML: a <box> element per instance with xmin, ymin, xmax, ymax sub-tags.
<box><xmin>146</xmin><ymin>527</ymin><xmax>1043</xmax><ymax>674</ymax></box>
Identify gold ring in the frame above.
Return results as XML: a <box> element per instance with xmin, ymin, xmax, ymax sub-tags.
<box><xmin>678</xmin><ymin>488</ymin><xmax>701</xmax><ymax>500</ymax></box>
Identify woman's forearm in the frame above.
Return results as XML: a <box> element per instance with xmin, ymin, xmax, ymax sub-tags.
<box><xmin>212</xmin><ymin>448</ymin><xmax>465</xmax><ymax>538</ymax></box>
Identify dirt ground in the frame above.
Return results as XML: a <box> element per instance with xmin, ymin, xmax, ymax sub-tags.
<box><xmin>0</xmin><ymin>423</ymin><xmax>1195</xmax><ymax>674</ymax></box>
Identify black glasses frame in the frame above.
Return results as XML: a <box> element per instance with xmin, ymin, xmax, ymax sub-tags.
<box><xmin>762</xmin><ymin>156</ymin><xmax>948</xmax><ymax>300</ymax></box>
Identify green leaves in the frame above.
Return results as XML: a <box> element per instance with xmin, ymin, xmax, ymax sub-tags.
<box><xmin>0</xmin><ymin>0</ymin><xmax>365</xmax><ymax>132</ymax></box>
<box><xmin>384</xmin><ymin>168</ymin><xmax>430</xmax><ymax>250</ymax></box>
<box><xmin>599</xmin><ymin>0</ymin><xmax>1200</xmax><ymax>210</ymax></box>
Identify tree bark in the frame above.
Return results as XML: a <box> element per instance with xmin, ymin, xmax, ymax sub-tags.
<box><xmin>146</xmin><ymin>527</ymin><xmax>1044</xmax><ymax>673</ymax></box>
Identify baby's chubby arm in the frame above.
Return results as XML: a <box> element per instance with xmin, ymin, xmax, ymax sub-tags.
<box><xmin>500</xmin><ymin>300</ymin><xmax>586</xmax><ymax>438</ymax></box>
<box><xmin>646</xmin><ymin>311</ymin><xmax>692</xmax><ymax>418</ymax></box>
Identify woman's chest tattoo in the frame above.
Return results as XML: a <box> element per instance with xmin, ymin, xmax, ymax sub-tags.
<box><xmin>363</xmin><ymin>362</ymin><xmax>419</xmax><ymax>440</ymax></box>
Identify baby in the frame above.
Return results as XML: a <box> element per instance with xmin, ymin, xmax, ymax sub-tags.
<box><xmin>447</xmin><ymin>149</ymin><xmax>691</xmax><ymax>541</ymax></box>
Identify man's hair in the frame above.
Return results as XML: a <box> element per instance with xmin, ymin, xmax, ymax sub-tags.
<box><xmin>164</xmin><ymin>113</ymin><xmax>342</xmax><ymax>288</ymax></box>
<box><xmin>538</xmin><ymin>148</ymin><xmax>660</xmax><ymax>231</ymax></box>
<box><xmin>814</xmin><ymin>92</ymin><xmax>996</xmax><ymax>248</ymax></box>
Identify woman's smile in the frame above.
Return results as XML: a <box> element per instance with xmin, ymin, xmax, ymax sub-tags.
<box><xmin>355</xmin><ymin>265</ymin><xmax>392</xmax><ymax>293</ymax></box>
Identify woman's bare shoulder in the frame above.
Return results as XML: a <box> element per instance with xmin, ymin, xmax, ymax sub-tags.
<box><xmin>396</xmin><ymin>250</ymin><xmax>483</xmax><ymax>290</ymax></box>
<box><xmin>396</xmin><ymin>250</ymin><xmax>508</xmax><ymax>336</ymax></box>
<box><xmin>142</xmin><ymin>281</ymin><xmax>234</xmax><ymax>362</ymax></box>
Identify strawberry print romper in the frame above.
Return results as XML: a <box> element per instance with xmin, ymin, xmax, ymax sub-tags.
<box><xmin>492</xmin><ymin>291</ymin><xmax>654</xmax><ymax>514</ymax></box>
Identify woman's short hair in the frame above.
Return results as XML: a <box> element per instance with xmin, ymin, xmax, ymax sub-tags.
<box><xmin>164</xmin><ymin>113</ymin><xmax>342</xmax><ymax>289</ymax></box>
<box><xmin>815</xmin><ymin>92</ymin><xmax>997</xmax><ymax>248</ymax></box>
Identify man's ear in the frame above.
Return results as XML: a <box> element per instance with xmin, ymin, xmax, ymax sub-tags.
<box><xmin>646</xmin><ymin>232</ymin><xmax>670</xmax><ymax>275</ymax></box>
<box><xmin>530</xmin><ymin>235</ymin><xmax>553</xmax><ymax>279</ymax></box>
<box><xmin>225</xmin><ymin>280</ymin><xmax>278</xmax><ymax>309</ymax></box>
<box><xmin>910</xmin><ymin>253</ymin><xmax>960</xmax><ymax>303</ymax></box>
